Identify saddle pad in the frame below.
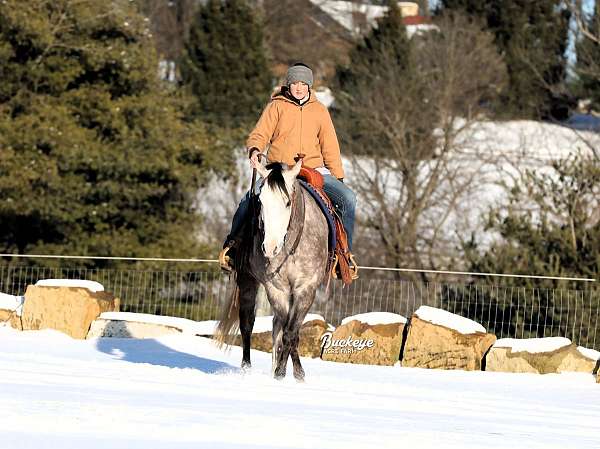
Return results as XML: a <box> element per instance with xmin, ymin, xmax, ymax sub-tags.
<box><xmin>298</xmin><ymin>180</ymin><xmax>336</xmax><ymax>252</ymax></box>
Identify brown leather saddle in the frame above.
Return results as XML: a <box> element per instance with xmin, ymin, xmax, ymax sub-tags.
<box><xmin>297</xmin><ymin>166</ymin><xmax>358</xmax><ymax>285</ymax></box>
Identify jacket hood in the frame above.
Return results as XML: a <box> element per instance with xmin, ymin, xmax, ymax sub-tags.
<box><xmin>271</xmin><ymin>86</ymin><xmax>317</xmax><ymax>106</ymax></box>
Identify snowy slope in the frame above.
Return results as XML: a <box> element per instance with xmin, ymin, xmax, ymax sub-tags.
<box><xmin>0</xmin><ymin>327</ymin><xmax>599</xmax><ymax>449</ymax></box>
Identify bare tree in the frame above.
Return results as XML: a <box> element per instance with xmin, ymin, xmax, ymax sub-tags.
<box><xmin>342</xmin><ymin>12</ymin><xmax>507</xmax><ymax>280</ymax></box>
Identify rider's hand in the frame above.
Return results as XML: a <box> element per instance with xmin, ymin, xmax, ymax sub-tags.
<box><xmin>248</xmin><ymin>147</ymin><xmax>260</xmax><ymax>169</ymax></box>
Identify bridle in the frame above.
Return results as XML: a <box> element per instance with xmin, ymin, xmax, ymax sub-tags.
<box><xmin>256</xmin><ymin>174</ymin><xmax>305</xmax><ymax>283</ymax></box>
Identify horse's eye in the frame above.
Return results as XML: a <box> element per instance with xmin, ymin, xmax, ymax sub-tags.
<box><xmin>286</xmin><ymin>200</ymin><xmax>291</xmax><ymax>208</ymax></box>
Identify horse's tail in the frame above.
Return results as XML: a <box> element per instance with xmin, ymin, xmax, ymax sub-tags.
<box><xmin>214</xmin><ymin>275</ymin><xmax>240</xmax><ymax>349</ymax></box>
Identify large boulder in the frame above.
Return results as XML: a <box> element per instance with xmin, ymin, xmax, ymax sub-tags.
<box><xmin>241</xmin><ymin>314</ymin><xmax>329</xmax><ymax>358</ymax></box>
<box><xmin>88</xmin><ymin>312</ymin><xmax>185</xmax><ymax>338</ymax></box>
<box><xmin>321</xmin><ymin>312</ymin><xmax>407</xmax><ymax>366</ymax></box>
<box><xmin>196</xmin><ymin>314</ymin><xmax>330</xmax><ymax>358</ymax></box>
<box><xmin>486</xmin><ymin>338</ymin><xmax>600</xmax><ymax>374</ymax></box>
<box><xmin>402</xmin><ymin>306</ymin><xmax>496</xmax><ymax>371</ymax></box>
<box><xmin>22</xmin><ymin>284</ymin><xmax>119</xmax><ymax>339</ymax></box>
<box><xmin>0</xmin><ymin>293</ymin><xmax>24</xmax><ymax>330</ymax></box>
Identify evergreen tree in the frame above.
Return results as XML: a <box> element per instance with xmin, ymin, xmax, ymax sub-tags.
<box><xmin>575</xmin><ymin>2</ymin><xmax>600</xmax><ymax>111</ymax></box>
<box><xmin>180</xmin><ymin>0</ymin><xmax>272</xmax><ymax>127</ymax></box>
<box><xmin>0</xmin><ymin>0</ymin><xmax>221</xmax><ymax>266</ymax></box>
<box><xmin>334</xmin><ymin>2</ymin><xmax>424</xmax><ymax>157</ymax></box>
<box><xmin>455</xmin><ymin>156</ymin><xmax>600</xmax><ymax>342</ymax></box>
<box><xmin>439</xmin><ymin>0</ymin><xmax>571</xmax><ymax>119</ymax></box>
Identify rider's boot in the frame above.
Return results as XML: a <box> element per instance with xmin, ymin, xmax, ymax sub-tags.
<box><xmin>218</xmin><ymin>238</ymin><xmax>238</xmax><ymax>273</ymax></box>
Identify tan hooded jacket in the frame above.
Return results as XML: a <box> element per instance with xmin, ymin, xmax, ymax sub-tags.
<box><xmin>246</xmin><ymin>88</ymin><xmax>345</xmax><ymax>179</ymax></box>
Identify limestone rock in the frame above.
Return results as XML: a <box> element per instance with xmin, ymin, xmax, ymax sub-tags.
<box><xmin>0</xmin><ymin>308</ymin><xmax>22</xmax><ymax>330</ymax></box>
<box><xmin>402</xmin><ymin>310</ymin><xmax>496</xmax><ymax>371</ymax></box>
<box><xmin>321</xmin><ymin>312</ymin><xmax>406</xmax><ymax>366</ymax></box>
<box><xmin>224</xmin><ymin>315</ymin><xmax>329</xmax><ymax>358</ymax></box>
<box><xmin>486</xmin><ymin>338</ymin><xmax>600</xmax><ymax>374</ymax></box>
<box><xmin>87</xmin><ymin>318</ymin><xmax>181</xmax><ymax>339</ymax></box>
<box><xmin>22</xmin><ymin>285</ymin><xmax>119</xmax><ymax>339</ymax></box>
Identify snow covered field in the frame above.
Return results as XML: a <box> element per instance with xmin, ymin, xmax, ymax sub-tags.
<box><xmin>1</xmin><ymin>326</ymin><xmax>598</xmax><ymax>449</ymax></box>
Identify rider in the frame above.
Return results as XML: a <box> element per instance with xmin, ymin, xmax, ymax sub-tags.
<box><xmin>219</xmin><ymin>62</ymin><xmax>357</xmax><ymax>274</ymax></box>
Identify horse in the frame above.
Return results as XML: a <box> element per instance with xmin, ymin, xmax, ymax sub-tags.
<box><xmin>215</xmin><ymin>158</ymin><xmax>329</xmax><ymax>381</ymax></box>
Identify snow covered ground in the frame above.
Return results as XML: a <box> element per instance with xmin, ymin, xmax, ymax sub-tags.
<box><xmin>1</xmin><ymin>326</ymin><xmax>598</xmax><ymax>449</ymax></box>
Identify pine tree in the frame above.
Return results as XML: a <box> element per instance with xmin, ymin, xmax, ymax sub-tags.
<box><xmin>0</xmin><ymin>0</ymin><xmax>221</xmax><ymax>266</ymax></box>
<box><xmin>334</xmin><ymin>2</ymin><xmax>420</xmax><ymax>157</ymax></box>
<box><xmin>439</xmin><ymin>0</ymin><xmax>571</xmax><ymax>119</ymax></box>
<box><xmin>180</xmin><ymin>0</ymin><xmax>272</xmax><ymax>127</ymax></box>
<box><xmin>456</xmin><ymin>156</ymin><xmax>600</xmax><ymax>341</ymax></box>
<box><xmin>575</xmin><ymin>2</ymin><xmax>600</xmax><ymax>111</ymax></box>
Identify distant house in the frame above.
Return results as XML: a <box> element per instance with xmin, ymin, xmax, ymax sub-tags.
<box><xmin>309</xmin><ymin>1</ymin><xmax>436</xmax><ymax>39</ymax></box>
<box><xmin>272</xmin><ymin>1</ymin><xmax>436</xmax><ymax>83</ymax></box>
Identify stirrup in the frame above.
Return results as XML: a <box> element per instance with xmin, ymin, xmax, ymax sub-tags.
<box><xmin>218</xmin><ymin>245</ymin><xmax>234</xmax><ymax>272</ymax></box>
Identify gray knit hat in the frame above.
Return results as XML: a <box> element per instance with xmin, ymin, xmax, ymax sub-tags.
<box><xmin>285</xmin><ymin>64</ymin><xmax>313</xmax><ymax>88</ymax></box>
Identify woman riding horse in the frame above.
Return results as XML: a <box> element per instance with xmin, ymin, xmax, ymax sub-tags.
<box><xmin>219</xmin><ymin>62</ymin><xmax>358</xmax><ymax>272</ymax></box>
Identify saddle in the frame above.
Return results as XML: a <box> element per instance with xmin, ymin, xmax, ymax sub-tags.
<box><xmin>298</xmin><ymin>167</ymin><xmax>358</xmax><ymax>285</ymax></box>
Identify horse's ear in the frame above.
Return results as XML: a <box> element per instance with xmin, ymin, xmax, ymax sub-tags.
<box><xmin>256</xmin><ymin>163</ymin><xmax>271</xmax><ymax>179</ymax></box>
<box><xmin>286</xmin><ymin>158</ymin><xmax>302</xmax><ymax>181</ymax></box>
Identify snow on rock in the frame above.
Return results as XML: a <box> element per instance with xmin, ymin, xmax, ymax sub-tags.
<box><xmin>414</xmin><ymin>306</ymin><xmax>486</xmax><ymax>334</ymax></box>
<box><xmin>577</xmin><ymin>346</ymin><xmax>600</xmax><ymax>361</ymax></box>
<box><xmin>35</xmin><ymin>279</ymin><xmax>104</xmax><ymax>293</ymax></box>
<box><xmin>98</xmin><ymin>312</ymin><xmax>212</xmax><ymax>336</ymax></box>
<box><xmin>0</xmin><ymin>292</ymin><xmax>24</xmax><ymax>316</ymax></box>
<box><xmin>493</xmin><ymin>337</ymin><xmax>572</xmax><ymax>354</ymax></box>
<box><xmin>341</xmin><ymin>311</ymin><xmax>407</xmax><ymax>326</ymax></box>
<box><xmin>97</xmin><ymin>312</ymin><xmax>327</xmax><ymax>336</ymax></box>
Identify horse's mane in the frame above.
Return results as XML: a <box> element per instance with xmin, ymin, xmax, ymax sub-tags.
<box><xmin>264</xmin><ymin>162</ymin><xmax>291</xmax><ymax>204</ymax></box>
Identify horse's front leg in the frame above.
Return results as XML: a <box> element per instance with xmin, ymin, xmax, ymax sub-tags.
<box><xmin>238</xmin><ymin>274</ymin><xmax>258</xmax><ymax>370</ymax></box>
<box><xmin>287</xmin><ymin>286</ymin><xmax>317</xmax><ymax>381</ymax></box>
<box><xmin>266</xmin><ymin>287</ymin><xmax>290</xmax><ymax>379</ymax></box>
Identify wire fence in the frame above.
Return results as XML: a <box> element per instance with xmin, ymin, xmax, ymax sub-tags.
<box><xmin>1</xmin><ymin>264</ymin><xmax>598</xmax><ymax>350</ymax></box>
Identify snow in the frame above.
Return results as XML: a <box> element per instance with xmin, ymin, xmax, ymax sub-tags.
<box><xmin>315</xmin><ymin>87</ymin><xmax>335</xmax><ymax>108</ymax></box>
<box><xmin>98</xmin><ymin>312</ymin><xmax>217</xmax><ymax>336</ymax></box>
<box><xmin>494</xmin><ymin>337</ymin><xmax>572</xmax><ymax>354</ymax></box>
<box><xmin>341</xmin><ymin>311</ymin><xmax>407</xmax><ymax>326</ymax></box>
<box><xmin>35</xmin><ymin>279</ymin><xmax>104</xmax><ymax>293</ymax></box>
<box><xmin>0</xmin><ymin>326</ymin><xmax>599</xmax><ymax>449</ymax></box>
<box><xmin>310</xmin><ymin>1</ymin><xmax>436</xmax><ymax>38</ymax></box>
<box><xmin>415</xmin><ymin>306</ymin><xmax>486</xmax><ymax>334</ymax></box>
<box><xmin>0</xmin><ymin>292</ymin><xmax>24</xmax><ymax>317</ymax></box>
<box><xmin>98</xmin><ymin>312</ymin><xmax>327</xmax><ymax>336</ymax></box>
<box><xmin>578</xmin><ymin>346</ymin><xmax>600</xmax><ymax>361</ymax></box>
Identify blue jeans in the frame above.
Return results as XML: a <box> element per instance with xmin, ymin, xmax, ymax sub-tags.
<box><xmin>322</xmin><ymin>175</ymin><xmax>356</xmax><ymax>250</ymax></box>
<box><xmin>227</xmin><ymin>175</ymin><xmax>356</xmax><ymax>251</ymax></box>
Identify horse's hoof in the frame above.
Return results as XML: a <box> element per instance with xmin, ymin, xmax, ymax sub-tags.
<box><xmin>241</xmin><ymin>361</ymin><xmax>251</xmax><ymax>372</ymax></box>
<box><xmin>293</xmin><ymin>368</ymin><xmax>305</xmax><ymax>382</ymax></box>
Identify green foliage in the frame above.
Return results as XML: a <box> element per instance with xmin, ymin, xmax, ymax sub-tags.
<box><xmin>439</xmin><ymin>0</ymin><xmax>571</xmax><ymax>119</ymax></box>
<box><xmin>334</xmin><ymin>3</ymin><xmax>428</xmax><ymax>157</ymax></box>
<box><xmin>180</xmin><ymin>0</ymin><xmax>272</xmax><ymax>127</ymax></box>
<box><xmin>575</xmin><ymin>2</ymin><xmax>600</xmax><ymax>110</ymax></box>
<box><xmin>454</xmin><ymin>156</ymin><xmax>600</xmax><ymax>343</ymax></box>
<box><xmin>0</xmin><ymin>0</ymin><xmax>223</xmax><ymax>267</ymax></box>
<box><xmin>467</xmin><ymin>156</ymin><xmax>599</xmax><ymax>285</ymax></box>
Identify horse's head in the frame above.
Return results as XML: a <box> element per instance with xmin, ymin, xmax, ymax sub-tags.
<box><xmin>256</xmin><ymin>159</ymin><xmax>302</xmax><ymax>258</ymax></box>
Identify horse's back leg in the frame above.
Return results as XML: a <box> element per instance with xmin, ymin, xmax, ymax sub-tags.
<box><xmin>238</xmin><ymin>273</ymin><xmax>259</xmax><ymax>369</ymax></box>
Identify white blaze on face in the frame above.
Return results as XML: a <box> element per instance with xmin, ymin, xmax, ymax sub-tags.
<box><xmin>259</xmin><ymin>182</ymin><xmax>292</xmax><ymax>258</ymax></box>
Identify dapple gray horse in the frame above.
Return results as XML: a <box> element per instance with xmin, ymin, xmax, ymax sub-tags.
<box><xmin>216</xmin><ymin>158</ymin><xmax>329</xmax><ymax>380</ymax></box>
